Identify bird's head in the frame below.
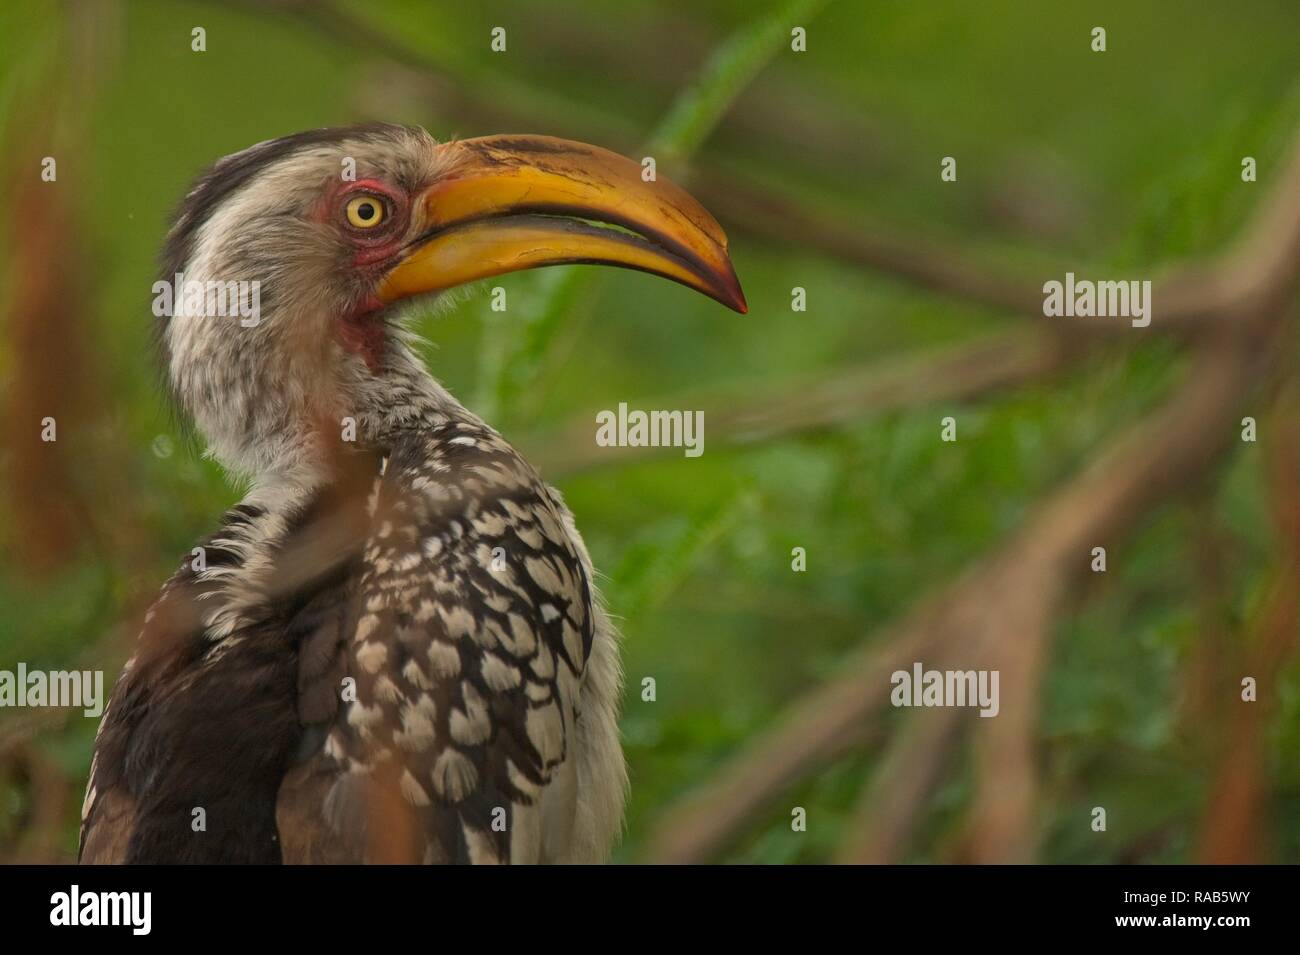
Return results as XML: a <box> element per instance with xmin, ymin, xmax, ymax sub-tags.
<box><xmin>157</xmin><ymin>123</ymin><xmax>745</xmax><ymax>483</ymax></box>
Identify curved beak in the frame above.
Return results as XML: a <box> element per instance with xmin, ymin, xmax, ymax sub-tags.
<box><xmin>376</xmin><ymin>135</ymin><xmax>747</xmax><ymax>313</ymax></box>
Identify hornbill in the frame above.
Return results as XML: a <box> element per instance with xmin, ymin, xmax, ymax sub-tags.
<box><xmin>79</xmin><ymin>124</ymin><xmax>745</xmax><ymax>864</ymax></box>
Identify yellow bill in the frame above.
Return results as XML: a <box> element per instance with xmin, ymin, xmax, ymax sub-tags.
<box><xmin>378</xmin><ymin>135</ymin><xmax>747</xmax><ymax>313</ymax></box>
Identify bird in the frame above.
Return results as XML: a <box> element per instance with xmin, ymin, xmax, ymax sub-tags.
<box><xmin>78</xmin><ymin>124</ymin><xmax>745</xmax><ymax>864</ymax></box>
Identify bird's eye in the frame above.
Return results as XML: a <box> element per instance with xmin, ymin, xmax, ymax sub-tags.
<box><xmin>345</xmin><ymin>195</ymin><xmax>386</xmax><ymax>229</ymax></box>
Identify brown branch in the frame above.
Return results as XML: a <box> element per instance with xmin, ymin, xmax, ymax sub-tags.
<box><xmin>1197</xmin><ymin>382</ymin><xmax>1300</xmax><ymax>863</ymax></box>
<box><xmin>835</xmin><ymin>704</ymin><xmax>965</xmax><ymax>864</ymax></box>
<box><xmin>963</xmin><ymin>583</ymin><xmax>1056</xmax><ymax>863</ymax></box>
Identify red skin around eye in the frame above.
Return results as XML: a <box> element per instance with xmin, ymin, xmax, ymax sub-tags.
<box><xmin>319</xmin><ymin>178</ymin><xmax>410</xmax><ymax>369</ymax></box>
<box><xmin>316</xmin><ymin>178</ymin><xmax>410</xmax><ymax>265</ymax></box>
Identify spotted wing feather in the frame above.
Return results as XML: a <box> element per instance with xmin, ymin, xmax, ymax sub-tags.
<box><xmin>278</xmin><ymin>419</ymin><xmax>594</xmax><ymax>864</ymax></box>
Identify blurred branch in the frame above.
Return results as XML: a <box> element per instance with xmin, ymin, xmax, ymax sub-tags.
<box><xmin>1197</xmin><ymin>381</ymin><xmax>1300</xmax><ymax>863</ymax></box>
<box><xmin>524</xmin><ymin>329</ymin><xmax>1074</xmax><ymax>477</ymax></box>
<box><xmin>648</xmin><ymin>0</ymin><xmax>826</xmax><ymax>163</ymax></box>
<box><xmin>694</xmin><ymin>166</ymin><xmax>1057</xmax><ymax>320</ymax></box>
<box><xmin>0</xmin><ymin>2</ymin><xmax>123</xmax><ymax>575</ymax></box>
<box><xmin>963</xmin><ymin>580</ymin><xmax>1055</xmax><ymax>863</ymax></box>
<box><xmin>693</xmin><ymin>124</ymin><xmax>1300</xmax><ymax>334</ymax></box>
<box><xmin>645</xmin><ymin>126</ymin><xmax>1300</xmax><ymax>864</ymax></box>
<box><xmin>643</xmin><ymin>329</ymin><xmax>1279</xmax><ymax>862</ymax></box>
<box><xmin>836</xmin><ymin>704</ymin><xmax>964</xmax><ymax>864</ymax></box>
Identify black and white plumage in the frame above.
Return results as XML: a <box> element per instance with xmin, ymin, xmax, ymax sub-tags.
<box><xmin>78</xmin><ymin>124</ymin><xmax>744</xmax><ymax>864</ymax></box>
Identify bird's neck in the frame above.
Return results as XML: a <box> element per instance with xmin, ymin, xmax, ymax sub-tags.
<box><xmin>355</xmin><ymin>330</ymin><xmax>483</xmax><ymax>448</ymax></box>
<box><xmin>277</xmin><ymin>335</ymin><xmax>484</xmax><ymax>495</ymax></box>
<box><xmin>179</xmin><ymin>322</ymin><xmax>477</xmax><ymax>497</ymax></box>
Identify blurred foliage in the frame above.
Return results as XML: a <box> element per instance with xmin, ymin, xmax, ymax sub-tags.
<box><xmin>1</xmin><ymin>0</ymin><xmax>1299</xmax><ymax>863</ymax></box>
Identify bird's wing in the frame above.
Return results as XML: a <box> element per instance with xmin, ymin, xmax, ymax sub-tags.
<box><xmin>278</xmin><ymin>419</ymin><xmax>595</xmax><ymax>864</ymax></box>
<box><xmin>78</xmin><ymin>523</ymin><xmax>303</xmax><ymax>864</ymax></box>
<box><xmin>81</xmin><ymin>473</ymin><xmax>375</xmax><ymax>864</ymax></box>
<box><xmin>79</xmin><ymin>545</ymin><xmax>237</xmax><ymax>864</ymax></box>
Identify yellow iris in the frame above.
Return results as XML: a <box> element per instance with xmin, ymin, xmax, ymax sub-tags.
<box><xmin>345</xmin><ymin>196</ymin><xmax>385</xmax><ymax>228</ymax></box>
